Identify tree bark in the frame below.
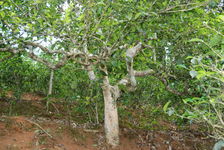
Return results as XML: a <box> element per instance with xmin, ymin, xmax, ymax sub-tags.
<box><xmin>48</xmin><ymin>69</ymin><xmax>54</xmax><ymax>95</ymax></box>
<box><xmin>102</xmin><ymin>76</ymin><xmax>119</xmax><ymax>147</ymax></box>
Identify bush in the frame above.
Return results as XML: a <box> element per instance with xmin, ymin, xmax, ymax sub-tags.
<box><xmin>181</xmin><ymin>29</ymin><xmax>224</xmax><ymax>140</ymax></box>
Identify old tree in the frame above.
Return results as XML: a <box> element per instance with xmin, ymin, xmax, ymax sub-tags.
<box><xmin>1</xmin><ymin>0</ymin><xmax>222</xmax><ymax>147</ymax></box>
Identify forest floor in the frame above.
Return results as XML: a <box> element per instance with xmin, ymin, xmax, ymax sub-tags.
<box><xmin>0</xmin><ymin>92</ymin><xmax>215</xmax><ymax>150</ymax></box>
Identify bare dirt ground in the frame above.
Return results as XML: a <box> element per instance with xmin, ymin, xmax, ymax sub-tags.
<box><xmin>0</xmin><ymin>115</ymin><xmax>214</xmax><ymax>150</ymax></box>
<box><xmin>0</xmin><ymin>92</ymin><xmax>215</xmax><ymax>150</ymax></box>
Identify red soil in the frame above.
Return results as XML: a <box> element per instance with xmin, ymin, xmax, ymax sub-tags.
<box><xmin>0</xmin><ymin>115</ymin><xmax>214</xmax><ymax>150</ymax></box>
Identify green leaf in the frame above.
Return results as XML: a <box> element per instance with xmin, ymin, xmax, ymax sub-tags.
<box><xmin>97</xmin><ymin>1</ymin><xmax>105</xmax><ymax>6</ymax></box>
<box><xmin>186</xmin><ymin>56</ymin><xmax>193</xmax><ymax>59</ymax></box>
<box><xmin>176</xmin><ymin>64</ymin><xmax>188</xmax><ymax>69</ymax></box>
<box><xmin>163</xmin><ymin>101</ymin><xmax>171</xmax><ymax>112</ymax></box>
<box><xmin>196</xmin><ymin>70</ymin><xmax>206</xmax><ymax>79</ymax></box>
<box><xmin>191</xmin><ymin>58</ymin><xmax>198</xmax><ymax>65</ymax></box>
<box><xmin>126</xmin><ymin>13</ymin><xmax>132</xmax><ymax>20</ymax></box>
<box><xmin>134</xmin><ymin>12</ymin><xmax>142</xmax><ymax>19</ymax></box>
<box><xmin>209</xmin><ymin>98</ymin><xmax>216</xmax><ymax>104</ymax></box>
<box><xmin>96</xmin><ymin>28</ymin><xmax>103</xmax><ymax>35</ymax></box>
<box><xmin>183</xmin><ymin>98</ymin><xmax>193</xmax><ymax>104</ymax></box>
<box><xmin>189</xmin><ymin>38</ymin><xmax>204</xmax><ymax>43</ymax></box>
<box><xmin>35</xmin><ymin>0</ymin><xmax>43</xmax><ymax>4</ymax></box>
<box><xmin>218</xmin><ymin>15</ymin><xmax>224</xmax><ymax>21</ymax></box>
<box><xmin>0</xmin><ymin>11</ymin><xmax>5</xmax><ymax>18</ymax></box>
<box><xmin>189</xmin><ymin>70</ymin><xmax>198</xmax><ymax>78</ymax></box>
<box><xmin>209</xmin><ymin>34</ymin><xmax>222</xmax><ymax>47</ymax></box>
<box><xmin>77</xmin><ymin>14</ymin><xmax>84</xmax><ymax>21</ymax></box>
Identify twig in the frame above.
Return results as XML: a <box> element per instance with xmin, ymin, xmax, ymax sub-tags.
<box><xmin>159</xmin><ymin>1</ymin><xmax>209</xmax><ymax>14</ymax></box>
<box><xmin>84</xmin><ymin>129</ymin><xmax>99</xmax><ymax>133</ymax></box>
<box><xmin>204</xmin><ymin>24</ymin><xmax>224</xmax><ymax>38</ymax></box>
<box><xmin>25</xmin><ymin>119</ymin><xmax>53</xmax><ymax>138</ymax></box>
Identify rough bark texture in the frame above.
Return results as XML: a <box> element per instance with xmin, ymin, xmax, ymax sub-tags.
<box><xmin>126</xmin><ymin>43</ymin><xmax>142</xmax><ymax>87</ymax></box>
<box><xmin>102</xmin><ymin>76</ymin><xmax>119</xmax><ymax>147</ymax></box>
<box><xmin>87</xmin><ymin>65</ymin><xmax>96</xmax><ymax>81</ymax></box>
<box><xmin>48</xmin><ymin>69</ymin><xmax>54</xmax><ymax>95</ymax></box>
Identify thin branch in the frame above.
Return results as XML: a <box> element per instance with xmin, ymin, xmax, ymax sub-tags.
<box><xmin>134</xmin><ymin>69</ymin><xmax>155</xmax><ymax>77</ymax></box>
<box><xmin>117</xmin><ymin>69</ymin><xmax>155</xmax><ymax>86</ymax></box>
<box><xmin>28</xmin><ymin>52</ymin><xmax>55</xmax><ymax>69</ymax></box>
<box><xmin>204</xmin><ymin>24</ymin><xmax>224</xmax><ymax>38</ymax></box>
<box><xmin>200</xmin><ymin>40</ymin><xmax>222</xmax><ymax>58</ymax></box>
<box><xmin>54</xmin><ymin>55</ymin><xmax>70</xmax><ymax>69</ymax></box>
<box><xmin>25</xmin><ymin>41</ymin><xmax>66</xmax><ymax>54</ymax></box>
<box><xmin>156</xmin><ymin>77</ymin><xmax>187</xmax><ymax>96</ymax></box>
<box><xmin>25</xmin><ymin>119</ymin><xmax>53</xmax><ymax>138</ymax></box>
<box><xmin>0</xmin><ymin>47</ymin><xmax>22</xmax><ymax>54</ymax></box>
<box><xmin>159</xmin><ymin>1</ymin><xmax>209</xmax><ymax>14</ymax></box>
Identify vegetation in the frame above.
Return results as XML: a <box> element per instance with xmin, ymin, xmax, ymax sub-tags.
<box><xmin>0</xmin><ymin>0</ymin><xmax>224</xmax><ymax>148</ymax></box>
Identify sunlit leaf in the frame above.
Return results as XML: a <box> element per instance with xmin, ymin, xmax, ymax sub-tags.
<box><xmin>189</xmin><ymin>70</ymin><xmax>198</xmax><ymax>78</ymax></box>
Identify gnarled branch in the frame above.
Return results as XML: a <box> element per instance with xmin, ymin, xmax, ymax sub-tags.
<box><xmin>126</xmin><ymin>42</ymin><xmax>143</xmax><ymax>87</ymax></box>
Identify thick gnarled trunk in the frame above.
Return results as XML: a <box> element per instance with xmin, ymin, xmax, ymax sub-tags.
<box><xmin>102</xmin><ymin>76</ymin><xmax>119</xmax><ymax>147</ymax></box>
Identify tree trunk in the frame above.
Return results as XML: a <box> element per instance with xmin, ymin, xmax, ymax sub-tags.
<box><xmin>102</xmin><ymin>76</ymin><xmax>119</xmax><ymax>147</ymax></box>
<box><xmin>48</xmin><ymin>69</ymin><xmax>54</xmax><ymax>95</ymax></box>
